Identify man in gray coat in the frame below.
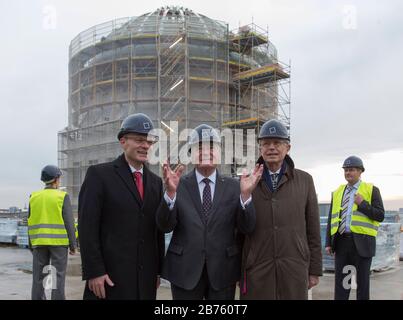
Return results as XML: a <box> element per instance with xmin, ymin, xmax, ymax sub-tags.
<box><xmin>156</xmin><ymin>124</ymin><xmax>263</xmax><ymax>300</ymax></box>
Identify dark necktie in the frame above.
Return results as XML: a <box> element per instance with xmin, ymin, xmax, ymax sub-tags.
<box><xmin>202</xmin><ymin>178</ymin><xmax>212</xmax><ymax>220</ymax></box>
<box><xmin>133</xmin><ymin>171</ymin><xmax>144</xmax><ymax>200</ymax></box>
<box><xmin>271</xmin><ymin>173</ymin><xmax>279</xmax><ymax>191</ymax></box>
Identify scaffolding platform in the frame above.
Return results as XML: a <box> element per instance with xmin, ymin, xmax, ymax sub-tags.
<box><xmin>230</xmin><ymin>31</ymin><xmax>268</xmax><ymax>50</ymax></box>
<box><xmin>222</xmin><ymin>117</ymin><xmax>265</xmax><ymax>128</ymax></box>
<box><xmin>233</xmin><ymin>63</ymin><xmax>289</xmax><ymax>85</ymax></box>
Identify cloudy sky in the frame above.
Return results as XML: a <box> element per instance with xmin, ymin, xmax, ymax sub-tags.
<box><xmin>0</xmin><ymin>0</ymin><xmax>402</xmax><ymax>209</ymax></box>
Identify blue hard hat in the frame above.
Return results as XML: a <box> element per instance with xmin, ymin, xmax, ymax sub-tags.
<box><xmin>342</xmin><ymin>156</ymin><xmax>365</xmax><ymax>172</ymax></box>
<box><xmin>258</xmin><ymin>119</ymin><xmax>289</xmax><ymax>141</ymax></box>
<box><xmin>188</xmin><ymin>124</ymin><xmax>221</xmax><ymax>146</ymax></box>
<box><xmin>41</xmin><ymin>165</ymin><xmax>62</xmax><ymax>183</ymax></box>
<box><xmin>188</xmin><ymin>124</ymin><xmax>221</xmax><ymax>154</ymax></box>
<box><xmin>117</xmin><ymin>113</ymin><xmax>157</xmax><ymax>140</ymax></box>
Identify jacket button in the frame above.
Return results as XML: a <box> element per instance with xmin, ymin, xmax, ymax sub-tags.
<box><xmin>139</xmin><ymin>239</ymin><xmax>144</xmax><ymax>244</ymax></box>
<box><xmin>139</xmin><ymin>265</ymin><xmax>143</xmax><ymax>270</ymax></box>
<box><xmin>274</xmin><ymin>226</ymin><xmax>278</xmax><ymax>230</ymax></box>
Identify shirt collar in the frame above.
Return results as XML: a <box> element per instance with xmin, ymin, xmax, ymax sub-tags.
<box><xmin>195</xmin><ymin>168</ymin><xmax>217</xmax><ymax>185</ymax></box>
<box><xmin>129</xmin><ymin>164</ymin><xmax>143</xmax><ymax>175</ymax></box>
<box><xmin>351</xmin><ymin>180</ymin><xmax>361</xmax><ymax>190</ymax></box>
<box><xmin>268</xmin><ymin>168</ymin><xmax>281</xmax><ymax>175</ymax></box>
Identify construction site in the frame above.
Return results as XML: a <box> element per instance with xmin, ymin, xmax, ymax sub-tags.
<box><xmin>0</xmin><ymin>5</ymin><xmax>401</xmax><ymax>302</ymax></box>
<box><xmin>57</xmin><ymin>6</ymin><xmax>291</xmax><ymax>212</ymax></box>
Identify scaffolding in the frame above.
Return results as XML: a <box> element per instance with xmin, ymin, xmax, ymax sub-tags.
<box><xmin>59</xmin><ymin>7</ymin><xmax>290</xmax><ymax>212</ymax></box>
<box><xmin>223</xmin><ymin>23</ymin><xmax>291</xmax><ymax>174</ymax></box>
<box><xmin>225</xmin><ymin>23</ymin><xmax>291</xmax><ymax>126</ymax></box>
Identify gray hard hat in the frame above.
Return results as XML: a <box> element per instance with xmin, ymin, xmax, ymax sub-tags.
<box><xmin>117</xmin><ymin>113</ymin><xmax>158</xmax><ymax>141</ymax></box>
<box><xmin>188</xmin><ymin>124</ymin><xmax>221</xmax><ymax>149</ymax></box>
<box><xmin>41</xmin><ymin>165</ymin><xmax>62</xmax><ymax>184</ymax></box>
<box><xmin>342</xmin><ymin>156</ymin><xmax>365</xmax><ymax>172</ymax></box>
<box><xmin>258</xmin><ymin>119</ymin><xmax>289</xmax><ymax>141</ymax></box>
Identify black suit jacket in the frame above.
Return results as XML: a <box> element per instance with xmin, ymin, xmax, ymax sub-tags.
<box><xmin>156</xmin><ymin>169</ymin><xmax>256</xmax><ymax>291</ymax></box>
<box><xmin>325</xmin><ymin>185</ymin><xmax>385</xmax><ymax>258</ymax></box>
<box><xmin>78</xmin><ymin>154</ymin><xmax>165</xmax><ymax>300</ymax></box>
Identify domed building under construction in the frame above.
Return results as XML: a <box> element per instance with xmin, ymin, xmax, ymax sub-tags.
<box><xmin>58</xmin><ymin>6</ymin><xmax>290</xmax><ymax>211</ymax></box>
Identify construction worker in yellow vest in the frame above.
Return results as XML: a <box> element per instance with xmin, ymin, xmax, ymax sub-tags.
<box><xmin>28</xmin><ymin>165</ymin><xmax>77</xmax><ymax>300</ymax></box>
<box><xmin>325</xmin><ymin>156</ymin><xmax>384</xmax><ymax>300</ymax></box>
<box><xmin>74</xmin><ymin>222</ymin><xmax>79</xmax><ymax>245</ymax></box>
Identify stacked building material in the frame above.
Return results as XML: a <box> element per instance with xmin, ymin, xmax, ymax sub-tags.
<box><xmin>0</xmin><ymin>219</ymin><xmax>18</xmax><ymax>244</ymax></box>
<box><xmin>400</xmin><ymin>213</ymin><xmax>403</xmax><ymax>260</ymax></box>
<box><xmin>321</xmin><ymin>222</ymin><xmax>401</xmax><ymax>271</ymax></box>
<box><xmin>372</xmin><ymin>223</ymin><xmax>401</xmax><ymax>270</ymax></box>
<box><xmin>16</xmin><ymin>224</ymin><xmax>29</xmax><ymax>248</ymax></box>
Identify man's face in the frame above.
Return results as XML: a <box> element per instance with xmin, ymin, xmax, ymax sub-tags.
<box><xmin>344</xmin><ymin>167</ymin><xmax>362</xmax><ymax>185</ymax></box>
<box><xmin>192</xmin><ymin>141</ymin><xmax>220</xmax><ymax>171</ymax></box>
<box><xmin>259</xmin><ymin>138</ymin><xmax>290</xmax><ymax>167</ymax></box>
<box><xmin>120</xmin><ymin>133</ymin><xmax>155</xmax><ymax>164</ymax></box>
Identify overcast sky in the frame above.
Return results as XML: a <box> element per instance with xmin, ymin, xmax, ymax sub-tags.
<box><xmin>0</xmin><ymin>0</ymin><xmax>402</xmax><ymax>209</ymax></box>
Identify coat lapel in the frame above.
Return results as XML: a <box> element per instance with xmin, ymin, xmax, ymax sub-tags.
<box><xmin>141</xmin><ymin>165</ymin><xmax>152</xmax><ymax>207</ymax></box>
<box><xmin>207</xmin><ymin>172</ymin><xmax>225</xmax><ymax>225</ymax></box>
<box><xmin>113</xmin><ymin>154</ymin><xmax>143</xmax><ymax>207</ymax></box>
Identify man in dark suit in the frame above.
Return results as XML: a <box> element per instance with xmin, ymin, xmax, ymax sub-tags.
<box><xmin>156</xmin><ymin>124</ymin><xmax>263</xmax><ymax>300</ymax></box>
<box><xmin>78</xmin><ymin>113</ymin><xmax>165</xmax><ymax>300</ymax></box>
<box><xmin>325</xmin><ymin>156</ymin><xmax>385</xmax><ymax>300</ymax></box>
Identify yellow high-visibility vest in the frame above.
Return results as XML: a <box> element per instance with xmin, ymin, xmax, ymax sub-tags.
<box><xmin>330</xmin><ymin>181</ymin><xmax>379</xmax><ymax>237</ymax></box>
<box><xmin>28</xmin><ymin>189</ymin><xmax>69</xmax><ymax>246</ymax></box>
<box><xmin>74</xmin><ymin>222</ymin><xmax>79</xmax><ymax>240</ymax></box>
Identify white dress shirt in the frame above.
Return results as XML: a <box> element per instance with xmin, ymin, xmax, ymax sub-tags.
<box><xmin>164</xmin><ymin>169</ymin><xmax>252</xmax><ymax>210</ymax></box>
<box><xmin>129</xmin><ymin>164</ymin><xmax>143</xmax><ymax>175</ymax></box>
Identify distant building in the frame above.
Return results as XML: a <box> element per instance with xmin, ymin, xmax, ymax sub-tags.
<box><xmin>318</xmin><ymin>203</ymin><xmax>331</xmax><ymax>217</ymax></box>
<box><xmin>0</xmin><ymin>207</ymin><xmax>28</xmax><ymax>219</ymax></box>
<box><xmin>8</xmin><ymin>207</ymin><xmax>21</xmax><ymax>214</ymax></box>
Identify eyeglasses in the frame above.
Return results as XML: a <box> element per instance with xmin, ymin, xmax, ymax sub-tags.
<box><xmin>259</xmin><ymin>140</ymin><xmax>288</xmax><ymax>148</ymax></box>
<box><xmin>125</xmin><ymin>135</ymin><xmax>157</xmax><ymax>146</ymax></box>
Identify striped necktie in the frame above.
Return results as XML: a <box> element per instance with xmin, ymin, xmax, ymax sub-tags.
<box><xmin>338</xmin><ymin>186</ymin><xmax>353</xmax><ymax>234</ymax></box>
<box><xmin>271</xmin><ymin>173</ymin><xmax>279</xmax><ymax>191</ymax></box>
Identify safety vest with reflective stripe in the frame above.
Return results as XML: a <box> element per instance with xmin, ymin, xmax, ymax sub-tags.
<box><xmin>28</xmin><ymin>189</ymin><xmax>69</xmax><ymax>246</ymax></box>
<box><xmin>74</xmin><ymin>222</ymin><xmax>79</xmax><ymax>240</ymax></box>
<box><xmin>330</xmin><ymin>181</ymin><xmax>379</xmax><ymax>237</ymax></box>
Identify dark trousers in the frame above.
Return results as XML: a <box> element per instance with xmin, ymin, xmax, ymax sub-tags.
<box><xmin>334</xmin><ymin>234</ymin><xmax>372</xmax><ymax>300</ymax></box>
<box><xmin>171</xmin><ymin>264</ymin><xmax>236</xmax><ymax>300</ymax></box>
<box><xmin>31</xmin><ymin>247</ymin><xmax>68</xmax><ymax>300</ymax></box>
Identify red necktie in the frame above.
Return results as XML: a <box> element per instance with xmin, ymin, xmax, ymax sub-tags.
<box><xmin>133</xmin><ymin>171</ymin><xmax>144</xmax><ymax>200</ymax></box>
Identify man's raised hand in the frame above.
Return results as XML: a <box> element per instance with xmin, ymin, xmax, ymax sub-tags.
<box><xmin>240</xmin><ymin>164</ymin><xmax>264</xmax><ymax>202</ymax></box>
<box><xmin>163</xmin><ymin>159</ymin><xmax>185</xmax><ymax>199</ymax></box>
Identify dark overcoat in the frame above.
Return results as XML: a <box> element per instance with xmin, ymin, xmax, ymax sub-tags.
<box><xmin>78</xmin><ymin>154</ymin><xmax>165</xmax><ymax>300</ymax></box>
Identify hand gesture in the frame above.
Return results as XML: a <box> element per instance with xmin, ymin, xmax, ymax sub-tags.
<box><xmin>162</xmin><ymin>159</ymin><xmax>185</xmax><ymax>199</ymax></box>
<box><xmin>354</xmin><ymin>193</ymin><xmax>364</xmax><ymax>205</ymax></box>
<box><xmin>240</xmin><ymin>164</ymin><xmax>264</xmax><ymax>202</ymax></box>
